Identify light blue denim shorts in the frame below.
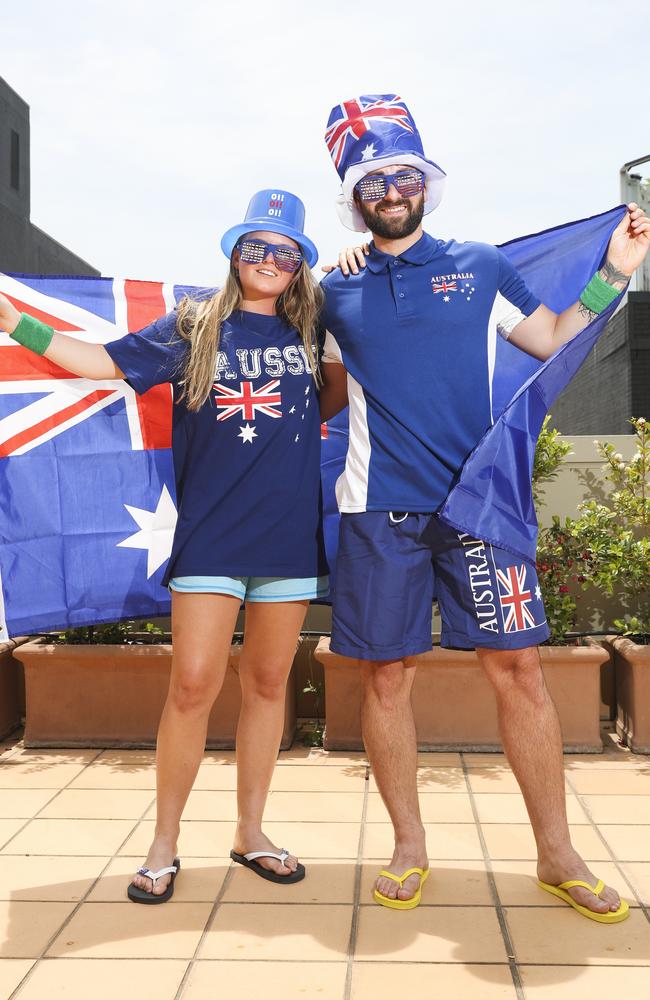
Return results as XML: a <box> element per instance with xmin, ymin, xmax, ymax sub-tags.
<box><xmin>169</xmin><ymin>575</ymin><xmax>330</xmax><ymax>602</ymax></box>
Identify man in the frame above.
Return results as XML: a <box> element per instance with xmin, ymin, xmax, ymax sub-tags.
<box><xmin>319</xmin><ymin>94</ymin><xmax>649</xmax><ymax>919</ymax></box>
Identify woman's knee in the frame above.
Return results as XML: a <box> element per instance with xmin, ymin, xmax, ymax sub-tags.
<box><xmin>169</xmin><ymin>661</ymin><xmax>221</xmax><ymax>714</ymax></box>
<box><xmin>240</xmin><ymin>661</ymin><xmax>290</xmax><ymax>702</ymax></box>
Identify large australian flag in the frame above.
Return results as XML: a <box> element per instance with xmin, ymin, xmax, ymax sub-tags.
<box><xmin>0</xmin><ymin>205</ymin><xmax>626</xmax><ymax>636</ymax></box>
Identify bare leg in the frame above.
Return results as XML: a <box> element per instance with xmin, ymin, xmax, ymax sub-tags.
<box><xmin>361</xmin><ymin>658</ymin><xmax>428</xmax><ymax>902</ymax></box>
<box><xmin>132</xmin><ymin>591</ymin><xmax>241</xmax><ymax>895</ymax></box>
<box><xmin>232</xmin><ymin>600</ymin><xmax>308</xmax><ymax>876</ymax></box>
<box><xmin>478</xmin><ymin>645</ymin><xmax>621</xmax><ymax>914</ymax></box>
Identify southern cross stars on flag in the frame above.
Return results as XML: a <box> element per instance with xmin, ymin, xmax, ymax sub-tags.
<box><xmin>213</xmin><ymin>379</ymin><xmax>282</xmax><ymax>422</ymax></box>
<box><xmin>325</xmin><ymin>96</ymin><xmax>414</xmax><ymax>171</ymax></box>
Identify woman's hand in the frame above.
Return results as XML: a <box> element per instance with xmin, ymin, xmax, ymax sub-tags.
<box><xmin>0</xmin><ymin>293</ymin><xmax>21</xmax><ymax>335</ymax></box>
<box><xmin>321</xmin><ymin>244</ymin><xmax>370</xmax><ymax>277</ymax></box>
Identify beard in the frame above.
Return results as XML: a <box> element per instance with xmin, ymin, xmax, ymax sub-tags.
<box><xmin>357</xmin><ymin>191</ymin><xmax>425</xmax><ymax>240</ymax></box>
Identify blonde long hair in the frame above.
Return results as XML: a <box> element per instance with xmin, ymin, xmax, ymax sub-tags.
<box><xmin>175</xmin><ymin>258</ymin><xmax>324</xmax><ymax>411</ymax></box>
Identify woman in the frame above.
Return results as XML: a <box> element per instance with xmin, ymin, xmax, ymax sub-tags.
<box><xmin>0</xmin><ymin>189</ymin><xmax>328</xmax><ymax>902</ymax></box>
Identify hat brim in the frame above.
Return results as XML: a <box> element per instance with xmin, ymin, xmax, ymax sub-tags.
<box><xmin>221</xmin><ymin>221</ymin><xmax>319</xmax><ymax>268</ymax></box>
<box><xmin>336</xmin><ymin>153</ymin><xmax>446</xmax><ymax>233</ymax></box>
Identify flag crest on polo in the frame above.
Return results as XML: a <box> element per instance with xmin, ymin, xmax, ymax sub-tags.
<box><xmin>325</xmin><ymin>94</ymin><xmax>446</xmax><ymax>231</ymax></box>
<box><xmin>0</xmin><ymin>205</ymin><xmax>626</xmax><ymax>637</ymax></box>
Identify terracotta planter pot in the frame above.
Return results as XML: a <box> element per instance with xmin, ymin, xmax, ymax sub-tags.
<box><xmin>15</xmin><ymin>638</ymin><xmax>296</xmax><ymax>750</ymax></box>
<box><xmin>0</xmin><ymin>638</ymin><xmax>28</xmax><ymax>739</ymax></box>
<box><xmin>611</xmin><ymin>636</ymin><xmax>650</xmax><ymax>753</ymax></box>
<box><xmin>315</xmin><ymin>637</ymin><xmax>606</xmax><ymax>753</ymax></box>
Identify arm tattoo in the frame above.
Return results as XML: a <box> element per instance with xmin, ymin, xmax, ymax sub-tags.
<box><xmin>600</xmin><ymin>260</ymin><xmax>629</xmax><ymax>288</ymax></box>
<box><xmin>578</xmin><ymin>300</ymin><xmax>598</xmax><ymax>323</ymax></box>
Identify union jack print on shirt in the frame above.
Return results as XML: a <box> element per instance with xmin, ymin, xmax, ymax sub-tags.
<box><xmin>214</xmin><ymin>379</ymin><xmax>282</xmax><ymax>421</ymax></box>
<box><xmin>325</xmin><ymin>96</ymin><xmax>414</xmax><ymax>171</ymax></box>
<box><xmin>496</xmin><ymin>564</ymin><xmax>537</xmax><ymax>632</ymax></box>
<box><xmin>432</xmin><ymin>281</ymin><xmax>457</xmax><ymax>295</ymax></box>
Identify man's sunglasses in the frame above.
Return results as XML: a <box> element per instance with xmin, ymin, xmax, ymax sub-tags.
<box><xmin>354</xmin><ymin>169</ymin><xmax>425</xmax><ymax>202</ymax></box>
<box><xmin>237</xmin><ymin>239</ymin><xmax>303</xmax><ymax>273</ymax></box>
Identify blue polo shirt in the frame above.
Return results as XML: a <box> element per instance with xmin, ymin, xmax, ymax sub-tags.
<box><xmin>106</xmin><ymin>309</ymin><xmax>328</xmax><ymax>584</ymax></box>
<box><xmin>321</xmin><ymin>232</ymin><xmax>541</xmax><ymax>513</ymax></box>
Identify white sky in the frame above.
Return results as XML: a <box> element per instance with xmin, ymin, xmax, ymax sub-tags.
<box><xmin>3</xmin><ymin>0</ymin><xmax>649</xmax><ymax>287</ymax></box>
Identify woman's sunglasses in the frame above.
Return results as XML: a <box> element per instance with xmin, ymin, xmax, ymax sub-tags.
<box><xmin>354</xmin><ymin>169</ymin><xmax>425</xmax><ymax>202</ymax></box>
<box><xmin>237</xmin><ymin>239</ymin><xmax>304</xmax><ymax>273</ymax></box>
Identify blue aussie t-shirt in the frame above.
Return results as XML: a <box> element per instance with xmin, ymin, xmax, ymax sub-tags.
<box><xmin>321</xmin><ymin>232</ymin><xmax>541</xmax><ymax>513</ymax></box>
<box><xmin>106</xmin><ymin>309</ymin><xmax>328</xmax><ymax>584</ymax></box>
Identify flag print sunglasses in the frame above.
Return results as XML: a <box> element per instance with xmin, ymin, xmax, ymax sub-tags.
<box><xmin>237</xmin><ymin>238</ymin><xmax>304</xmax><ymax>273</ymax></box>
<box><xmin>354</xmin><ymin>168</ymin><xmax>425</xmax><ymax>202</ymax></box>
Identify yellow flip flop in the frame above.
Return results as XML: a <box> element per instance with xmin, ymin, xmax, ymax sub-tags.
<box><xmin>537</xmin><ymin>878</ymin><xmax>629</xmax><ymax>923</ymax></box>
<box><xmin>373</xmin><ymin>866</ymin><xmax>430</xmax><ymax>910</ymax></box>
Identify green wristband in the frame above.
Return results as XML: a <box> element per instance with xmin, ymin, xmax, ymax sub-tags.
<box><xmin>10</xmin><ymin>312</ymin><xmax>55</xmax><ymax>355</ymax></box>
<box><xmin>579</xmin><ymin>271</ymin><xmax>623</xmax><ymax>315</ymax></box>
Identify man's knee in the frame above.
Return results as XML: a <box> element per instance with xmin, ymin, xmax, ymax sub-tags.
<box><xmin>477</xmin><ymin>645</ymin><xmax>547</xmax><ymax>701</ymax></box>
<box><xmin>361</xmin><ymin>657</ymin><xmax>417</xmax><ymax>708</ymax></box>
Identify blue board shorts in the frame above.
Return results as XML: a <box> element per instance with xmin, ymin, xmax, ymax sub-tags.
<box><xmin>169</xmin><ymin>575</ymin><xmax>330</xmax><ymax>602</ymax></box>
<box><xmin>331</xmin><ymin>512</ymin><xmax>550</xmax><ymax>660</ymax></box>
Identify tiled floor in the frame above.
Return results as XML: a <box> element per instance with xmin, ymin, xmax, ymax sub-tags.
<box><xmin>1</xmin><ymin>733</ymin><xmax>650</xmax><ymax>999</ymax></box>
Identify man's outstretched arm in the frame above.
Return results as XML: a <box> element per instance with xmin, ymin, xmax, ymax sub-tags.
<box><xmin>506</xmin><ymin>203</ymin><xmax>650</xmax><ymax>362</ymax></box>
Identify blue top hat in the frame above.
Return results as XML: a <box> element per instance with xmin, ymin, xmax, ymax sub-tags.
<box><xmin>325</xmin><ymin>94</ymin><xmax>446</xmax><ymax>232</ymax></box>
<box><xmin>221</xmin><ymin>189</ymin><xmax>318</xmax><ymax>268</ymax></box>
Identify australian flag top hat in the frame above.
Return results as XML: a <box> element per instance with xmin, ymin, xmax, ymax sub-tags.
<box><xmin>221</xmin><ymin>189</ymin><xmax>319</xmax><ymax>268</ymax></box>
<box><xmin>325</xmin><ymin>94</ymin><xmax>446</xmax><ymax>232</ymax></box>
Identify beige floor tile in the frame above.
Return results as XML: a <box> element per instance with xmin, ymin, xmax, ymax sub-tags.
<box><xmin>119</xmin><ymin>820</ymin><xmax>235</xmax><ymax>858</ymax></box>
<box><xmin>0</xmin><ymin>855</ymin><xmax>109</xmax><ymax>901</ymax></box>
<box><xmin>7</xmin><ymin>750</ymin><xmax>100</xmax><ymax>765</ymax></box>
<box><xmin>359</xmin><ymin>860</ymin><xmax>491</xmax><ymax>905</ymax></box>
<box><xmin>0</xmin><ymin>819</ymin><xmax>28</xmax><ymax>848</ymax></box>
<box><xmin>94</xmin><ymin>750</ymin><xmax>157</xmax><ymax>767</ymax></box>
<box><xmin>0</xmin><ymin>788</ymin><xmax>58</xmax><ymax>817</ymax></box>
<box><xmin>473</xmin><ymin>793</ymin><xmax>587</xmax><ymax>824</ymax></box>
<box><xmin>47</xmin><ymin>901</ymin><xmax>212</xmax><ymax>958</ymax></box>
<box><xmin>223</xmin><ymin>858</ymin><xmax>355</xmax><ymax>904</ymax></box>
<box><xmin>0</xmin><ymin>900</ymin><xmax>77</xmax><ymax>958</ymax></box>
<box><xmin>264</xmin><ymin>791</ymin><xmax>364</xmax><ymax>823</ymax></box>
<box><xmin>191</xmin><ymin>763</ymin><xmax>239</xmax><ymax>791</ymax></box>
<box><xmin>270</xmin><ymin>764</ymin><xmax>367</xmax><ymax>791</ymax></box>
<box><xmin>3</xmin><ymin>818</ymin><xmax>137</xmax><ymax>857</ymax></box>
<box><xmin>200</xmin><ymin>903</ymin><xmax>352</xmax><ymax>960</ymax></box>
<box><xmin>506</xmin><ymin>906</ymin><xmax>650</xmax><ymax>964</ymax></box>
<box><xmin>68</xmin><ymin>764</ymin><xmax>156</xmax><ymax>790</ymax></box>
<box><xmin>461</xmin><ymin>753</ymin><xmax>509</xmax><ymax>766</ymax></box>
<box><xmin>278</xmin><ymin>748</ymin><xmax>367</xmax><ymax>767</ymax></box>
<box><xmin>0</xmin><ymin>959</ymin><xmax>34</xmax><ymax>996</ymax></box>
<box><xmin>14</xmin><ymin>958</ymin><xmax>188</xmax><ymax>1000</ymax></box>
<box><xmin>184</xmin><ymin>960</ymin><xmax>347</xmax><ymax>999</ymax></box>
<box><xmin>491</xmin><ymin>860</ymin><xmax>635</xmax><ymax>906</ymax></box>
<box><xmin>0</xmin><ymin>763</ymin><xmax>88</xmax><ymax>789</ymax></box>
<box><xmin>351</xmin><ymin>963</ymin><xmax>516</xmax><ymax>999</ymax></box>
<box><xmin>355</xmin><ymin>905</ymin><xmax>507</xmax><ymax>962</ymax></box>
<box><xmin>363</xmin><ymin>822</ymin><xmax>483</xmax><ymax>860</ymax></box>
<box><xmin>620</xmin><ymin>862</ymin><xmax>650</xmax><ymax>905</ymax></box>
<box><xmin>263</xmin><ymin>821</ymin><xmax>361</xmax><ymax>859</ymax></box>
<box><xmin>565</xmin><ymin>753</ymin><xmax>650</xmax><ymax>770</ymax></box>
<box><xmin>369</xmin><ymin>766</ymin><xmax>466</xmax><ymax>793</ymax></box>
<box><xmin>520</xmin><ymin>965</ymin><xmax>650</xmax><ymax>998</ymax></box>
<box><xmin>468</xmin><ymin>768</ymin><xmax>562</xmax><ymax>794</ymax></box>
<box><xmin>416</xmin><ymin>752</ymin><xmax>464</xmax><ymax>766</ymax></box>
<box><xmin>366</xmin><ymin>792</ymin><xmax>474</xmax><ymax>823</ymax></box>
<box><xmin>582</xmin><ymin>794</ymin><xmax>650</xmax><ymax>824</ymax></box>
<box><xmin>568</xmin><ymin>769</ymin><xmax>650</xmax><ymax>795</ymax></box>
<box><xmin>164</xmin><ymin>790</ymin><xmax>238</xmax><ymax>821</ymax></box>
<box><xmin>481</xmin><ymin>824</ymin><xmax>609</xmax><ymax>861</ymax></box>
<box><xmin>39</xmin><ymin>788</ymin><xmax>155</xmax><ymax>820</ymax></box>
<box><xmin>599</xmin><ymin>825</ymin><xmax>650</xmax><ymax>861</ymax></box>
<box><xmin>87</xmin><ymin>856</ymin><xmax>228</xmax><ymax>903</ymax></box>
